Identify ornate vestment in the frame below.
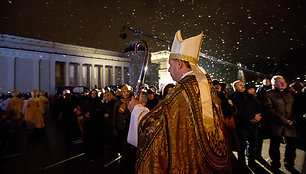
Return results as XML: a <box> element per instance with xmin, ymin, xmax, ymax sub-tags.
<box><xmin>136</xmin><ymin>75</ymin><xmax>230</xmax><ymax>173</ymax></box>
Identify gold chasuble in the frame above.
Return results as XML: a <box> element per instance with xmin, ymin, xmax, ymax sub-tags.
<box><xmin>136</xmin><ymin>75</ymin><xmax>230</xmax><ymax>173</ymax></box>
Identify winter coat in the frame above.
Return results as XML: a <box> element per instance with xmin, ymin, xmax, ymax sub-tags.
<box><xmin>264</xmin><ymin>88</ymin><xmax>297</xmax><ymax>137</ymax></box>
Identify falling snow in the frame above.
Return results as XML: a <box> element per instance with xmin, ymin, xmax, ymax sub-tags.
<box><xmin>0</xmin><ymin>0</ymin><xmax>305</xmax><ymax>82</ymax></box>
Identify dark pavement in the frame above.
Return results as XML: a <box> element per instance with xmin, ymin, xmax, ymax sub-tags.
<box><xmin>1</xmin><ymin>117</ymin><xmax>305</xmax><ymax>174</ymax></box>
<box><xmin>1</xmin><ymin>117</ymin><xmax>120</xmax><ymax>174</ymax></box>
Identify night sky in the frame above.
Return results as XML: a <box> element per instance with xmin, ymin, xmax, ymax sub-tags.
<box><xmin>1</xmin><ymin>0</ymin><xmax>305</xmax><ymax>82</ymax></box>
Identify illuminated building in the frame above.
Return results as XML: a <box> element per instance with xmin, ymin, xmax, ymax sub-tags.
<box><xmin>0</xmin><ymin>34</ymin><xmax>131</xmax><ymax>94</ymax></box>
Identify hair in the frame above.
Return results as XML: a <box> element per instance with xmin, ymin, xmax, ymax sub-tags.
<box><xmin>40</xmin><ymin>90</ymin><xmax>45</xmax><ymax>96</ymax></box>
<box><xmin>106</xmin><ymin>91</ymin><xmax>116</xmax><ymax>100</ymax></box>
<box><xmin>231</xmin><ymin>80</ymin><xmax>242</xmax><ymax>90</ymax></box>
<box><xmin>89</xmin><ymin>89</ymin><xmax>98</xmax><ymax>98</ymax></box>
<box><xmin>271</xmin><ymin>75</ymin><xmax>284</xmax><ymax>85</ymax></box>
<box><xmin>212</xmin><ymin>80</ymin><xmax>220</xmax><ymax>86</ymax></box>
<box><xmin>172</xmin><ymin>58</ymin><xmax>192</xmax><ymax>69</ymax></box>
<box><xmin>13</xmin><ymin>90</ymin><xmax>19</xmax><ymax>96</ymax></box>
<box><xmin>183</xmin><ymin>60</ymin><xmax>191</xmax><ymax>68</ymax></box>
<box><xmin>289</xmin><ymin>81</ymin><xmax>304</xmax><ymax>92</ymax></box>
<box><xmin>32</xmin><ymin>89</ymin><xmax>38</xmax><ymax>97</ymax></box>
<box><xmin>263</xmin><ymin>78</ymin><xmax>271</xmax><ymax>85</ymax></box>
<box><xmin>245</xmin><ymin>83</ymin><xmax>256</xmax><ymax>90</ymax></box>
<box><xmin>150</xmin><ymin>85</ymin><xmax>157</xmax><ymax>90</ymax></box>
<box><xmin>121</xmin><ymin>85</ymin><xmax>131</xmax><ymax>92</ymax></box>
<box><xmin>162</xmin><ymin>83</ymin><xmax>175</xmax><ymax>99</ymax></box>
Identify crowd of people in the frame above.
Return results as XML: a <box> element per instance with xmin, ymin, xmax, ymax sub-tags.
<box><xmin>0</xmin><ymin>83</ymin><xmax>173</xmax><ymax>170</ymax></box>
<box><xmin>0</xmin><ymin>75</ymin><xmax>305</xmax><ymax>173</ymax></box>
<box><xmin>213</xmin><ymin>76</ymin><xmax>306</xmax><ymax>174</ymax></box>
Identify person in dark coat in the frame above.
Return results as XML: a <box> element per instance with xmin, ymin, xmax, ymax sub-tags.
<box><xmin>293</xmin><ymin>86</ymin><xmax>306</xmax><ymax>151</ymax></box>
<box><xmin>161</xmin><ymin>83</ymin><xmax>175</xmax><ymax>99</ymax></box>
<box><xmin>255</xmin><ymin>78</ymin><xmax>272</xmax><ymax>163</ymax></box>
<box><xmin>256</xmin><ymin>78</ymin><xmax>272</xmax><ymax>96</ymax></box>
<box><xmin>61</xmin><ymin>90</ymin><xmax>80</xmax><ymax>142</ymax></box>
<box><xmin>103</xmin><ymin>91</ymin><xmax>116</xmax><ymax>152</ymax></box>
<box><xmin>112</xmin><ymin>85</ymin><xmax>134</xmax><ymax>173</ymax></box>
<box><xmin>213</xmin><ymin>80</ymin><xmax>240</xmax><ymax>154</ymax></box>
<box><xmin>145</xmin><ymin>89</ymin><xmax>159</xmax><ymax>110</ymax></box>
<box><xmin>112</xmin><ymin>85</ymin><xmax>132</xmax><ymax>154</ymax></box>
<box><xmin>0</xmin><ymin>109</ymin><xmax>9</xmax><ymax>163</ymax></box>
<box><xmin>82</xmin><ymin>90</ymin><xmax>104</xmax><ymax>161</ymax></box>
<box><xmin>263</xmin><ymin>75</ymin><xmax>299</xmax><ymax>173</ymax></box>
<box><xmin>229</xmin><ymin>80</ymin><xmax>262</xmax><ymax>171</ymax></box>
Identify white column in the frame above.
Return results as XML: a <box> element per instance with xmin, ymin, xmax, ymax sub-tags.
<box><xmin>65</xmin><ymin>61</ymin><xmax>69</xmax><ymax>86</ymax></box>
<box><xmin>50</xmin><ymin>60</ymin><xmax>56</xmax><ymax>94</ymax></box>
<box><xmin>86</xmin><ymin>65</ymin><xmax>90</xmax><ymax>88</ymax></box>
<box><xmin>102</xmin><ymin>66</ymin><xmax>105</xmax><ymax>88</ymax></box>
<box><xmin>7</xmin><ymin>57</ymin><xmax>15</xmax><ymax>91</ymax></box>
<box><xmin>97</xmin><ymin>66</ymin><xmax>101</xmax><ymax>88</ymax></box>
<box><xmin>112</xmin><ymin>66</ymin><xmax>115</xmax><ymax>85</ymax></box>
<box><xmin>91</xmin><ymin>64</ymin><xmax>95</xmax><ymax>89</ymax></box>
<box><xmin>33</xmin><ymin>58</ymin><xmax>40</xmax><ymax>90</ymax></box>
<box><xmin>73</xmin><ymin>64</ymin><xmax>77</xmax><ymax>85</ymax></box>
<box><xmin>121</xmin><ymin>66</ymin><xmax>124</xmax><ymax>85</ymax></box>
<box><xmin>79</xmin><ymin>63</ymin><xmax>83</xmax><ymax>86</ymax></box>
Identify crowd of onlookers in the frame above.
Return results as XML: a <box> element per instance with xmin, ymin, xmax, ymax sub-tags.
<box><xmin>0</xmin><ymin>83</ymin><xmax>174</xmax><ymax>171</ymax></box>
<box><xmin>0</xmin><ymin>75</ymin><xmax>305</xmax><ymax>173</ymax></box>
<box><xmin>212</xmin><ymin>76</ymin><xmax>305</xmax><ymax>174</ymax></box>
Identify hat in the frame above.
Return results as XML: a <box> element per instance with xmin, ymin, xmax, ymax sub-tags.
<box><xmin>212</xmin><ymin>80</ymin><xmax>220</xmax><ymax>86</ymax></box>
<box><xmin>121</xmin><ymin>85</ymin><xmax>132</xmax><ymax>92</ymax></box>
<box><xmin>169</xmin><ymin>30</ymin><xmax>203</xmax><ymax>64</ymax></box>
<box><xmin>245</xmin><ymin>83</ymin><xmax>256</xmax><ymax>90</ymax></box>
<box><xmin>147</xmin><ymin>89</ymin><xmax>154</xmax><ymax>94</ymax></box>
<box><xmin>13</xmin><ymin>90</ymin><xmax>19</xmax><ymax>96</ymax></box>
<box><xmin>169</xmin><ymin>30</ymin><xmax>213</xmax><ymax>119</ymax></box>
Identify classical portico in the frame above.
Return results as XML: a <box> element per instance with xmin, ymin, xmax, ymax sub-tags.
<box><xmin>151</xmin><ymin>50</ymin><xmax>175</xmax><ymax>90</ymax></box>
<box><xmin>0</xmin><ymin>34</ymin><xmax>131</xmax><ymax>94</ymax></box>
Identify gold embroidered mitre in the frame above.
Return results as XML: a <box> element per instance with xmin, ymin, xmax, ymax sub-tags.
<box><xmin>169</xmin><ymin>30</ymin><xmax>203</xmax><ymax>65</ymax></box>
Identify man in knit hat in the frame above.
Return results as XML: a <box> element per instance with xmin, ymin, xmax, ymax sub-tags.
<box><xmin>127</xmin><ymin>30</ymin><xmax>230</xmax><ymax>173</ymax></box>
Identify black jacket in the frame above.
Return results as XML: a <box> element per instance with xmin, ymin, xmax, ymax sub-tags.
<box><xmin>264</xmin><ymin>88</ymin><xmax>297</xmax><ymax>137</ymax></box>
<box><xmin>230</xmin><ymin>92</ymin><xmax>262</xmax><ymax>128</ymax></box>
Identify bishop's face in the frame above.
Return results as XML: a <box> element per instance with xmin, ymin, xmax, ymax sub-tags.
<box><xmin>168</xmin><ymin>58</ymin><xmax>180</xmax><ymax>82</ymax></box>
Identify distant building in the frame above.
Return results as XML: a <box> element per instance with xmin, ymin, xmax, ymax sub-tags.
<box><xmin>151</xmin><ymin>50</ymin><xmax>175</xmax><ymax>90</ymax></box>
<box><xmin>0</xmin><ymin>34</ymin><xmax>170</xmax><ymax>95</ymax></box>
<box><xmin>0</xmin><ymin>34</ymin><xmax>131</xmax><ymax>94</ymax></box>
